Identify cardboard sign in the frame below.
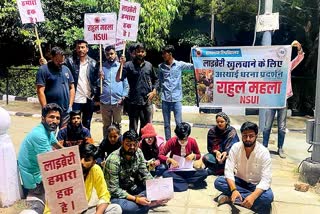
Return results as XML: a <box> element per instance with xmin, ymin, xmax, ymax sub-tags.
<box><xmin>256</xmin><ymin>13</ymin><xmax>279</xmax><ymax>32</ymax></box>
<box><xmin>17</xmin><ymin>0</ymin><xmax>45</xmax><ymax>24</ymax></box>
<box><xmin>38</xmin><ymin>146</ymin><xmax>87</xmax><ymax>214</ymax></box>
<box><xmin>116</xmin><ymin>0</ymin><xmax>141</xmax><ymax>41</ymax></box>
<box><xmin>146</xmin><ymin>177</ymin><xmax>174</xmax><ymax>201</ymax></box>
<box><xmin>84</xmin><ymin>13</ymin><xmax>117</xmax><ymax>45</ymax></box>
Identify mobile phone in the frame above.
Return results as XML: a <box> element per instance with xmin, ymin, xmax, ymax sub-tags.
<box><xmin>234</xmin><ymin>198</ymin><xmax>242</xmax><ymax>205</ymax></box>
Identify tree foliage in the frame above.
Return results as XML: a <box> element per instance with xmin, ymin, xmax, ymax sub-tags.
<box><xmin>0</xmin><ymin>0</ymin><xmax>182</xmax><ymax>55</ymax></box>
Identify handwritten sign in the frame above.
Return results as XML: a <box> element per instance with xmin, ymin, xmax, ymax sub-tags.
<box><xmin>16</xmin><ymin>0</ymin><xmax>45</xmax><ymax>24</ymax></box>
<box><xmin>84</xmin><ymin>13</ymin><xmax>117</xmax><ymax>45</ymax></box>
<box><xmin>103</xmin><ymin>39</ymin><xmax>126</xmax><ymax>52</ymax></box>
<box><xmin>191</xmin><ymin>46</ymin><xmax>292</xmax><ymax>108</ymax></box>
<box><xmin>116</xmin><ymin>0</ymin><xmax>141</xmax><ymax>41</ymax></box>
<box><xmin>38</xmin><ymin>146</ymin><xmax>87</xmax><ymax>214</ymax></box>
<box><xmin>146</xmin><ymin>177</ymin><xmax>174</xmax><ymax>201</ymax></box>
<box><xmin>169</xmin><ymin>155</ymin><xmax>195</xmax><ymax>171</ymax></box>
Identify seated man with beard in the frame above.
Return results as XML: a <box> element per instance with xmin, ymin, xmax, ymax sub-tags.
<box><xmin>214</xmin><ymin>122</ymin><xmax>273</xmax><ymax>214</ymax></box>
<box><xmin>57</xmin><ymin>110</ymin><xmax>93</xmax><ymax>147</ymax></box>
<box><xmin>105</xmin><ymin>130</ymin><xmax>167</xmax><ymax>214</ymax></box>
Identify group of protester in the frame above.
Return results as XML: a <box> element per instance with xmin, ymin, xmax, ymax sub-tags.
<box><xmin>0</xmin><ymin>39</ymin><xmax>305</xmax><ymax>214</ymax></box>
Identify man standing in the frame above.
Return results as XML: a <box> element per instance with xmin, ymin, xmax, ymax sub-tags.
<box><xmin>18</xmin><ymin>103</ymin><xmax>63</xmax><ymax>214</ymax></box>
<box><xmin>36</xmin><ymin>47</ymin><xmax>75</xmax><ymax>128</ymax></box>
<box><xmin>65</xmin><ymin>40</ymin><xmax>98</xmax><ymax>130</ymax></box>
<box><xmin>99</xmin><ymin>46</ymin><xmax>128</xmax><ymax>137</ymax></box>
<box><xmin>105</xmin><ymin>130</ymin><xmax>166</xmax><ymax>213</ymax></box>
<box><xmin>158</xmin><ymin>45</ymin><xmax>194</xmax><ymax>140</ymax></box>
<box><xmin>116</xmin><ymin>43</ymin><xmax>159</xmax><ymax>135</ymax></box>
<box><xmin>57</xmin><ymin>110</ymin><xmax>93</xmax><ymax>147</ymax></box>
<box><xmin>214</xmin><ymin>121</ymin><xmax>273</xmax><ymax>214</ymax></box>
<box><xmin>262</xmin><ymin>40</ymin><xmax>304</xmax><ymax>158</ymax></box>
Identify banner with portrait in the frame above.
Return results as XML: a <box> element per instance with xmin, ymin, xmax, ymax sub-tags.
<box><xmin>191</xmin><ymin>46</ymin><xmax>292</xmax><ymax>108</ymax></box>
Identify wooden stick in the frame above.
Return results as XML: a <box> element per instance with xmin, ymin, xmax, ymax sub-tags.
<box><xmin>100</xmin><ymin>44</ymin><xmax>103</xmax><ymax>94</ymax></box>
<box><xmin>119</xmin><ymin>41</ymin><xmax>126</xmax><ymax>80</ymax></box>
<box><xmin>34</xmin><ymin>24</ymin><xmax>43</xmax><ymax>59</ymax></box>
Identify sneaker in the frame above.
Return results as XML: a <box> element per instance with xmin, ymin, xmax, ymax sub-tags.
<box><xmin>217</xmin><ymin>194</ymin><xmax>230</xmax><ymax>206</ymax></box>
<box><xmin>278</xmin><ymin>148</ymin><xmax>286</xmax><ymax>159</ymax></box>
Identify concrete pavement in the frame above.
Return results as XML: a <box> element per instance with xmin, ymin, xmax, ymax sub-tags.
<box><xmin>1</xmin><ymin>101</ymin><xmax>320</xmax><ymax>213</ymax></box>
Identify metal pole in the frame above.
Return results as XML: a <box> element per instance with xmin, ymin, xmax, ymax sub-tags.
<box><xmin>211</xmin><ymin>13</ymin><xmax>214</xmax><ymax>41</ymax></box>
<box><xmin>258</xmin><ymin>0</ymin><xmax>273</xmax><ymax>133</ymax></box>
<box><xmin>311</xmin><ymin>27</ymin><xmax>320</xmax><ymax>162</ymax></box>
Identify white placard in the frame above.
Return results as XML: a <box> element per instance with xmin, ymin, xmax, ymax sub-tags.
<box><xmin>38</xmin><ymin>146</ymin><xmax>87</xmax><ymax>214</ymax></box>
<box><xmin>17</xmin><ymin>0</ymin><xmax>45</xmax><ymax>24</ymax></box>
<box><xmin>103</xmin><ymin>39</ymin><xmax>126</xmax><ymax>52</ymax></box>
<box><xmin>116</xmin><ymin>0</ymin><xmax>141</xmax><ymax>41</ymax></box>
<box><xmin>169</xmin><ymin>154</ymin><xmax>195</xmax><ymax>171</ymax></box>
<box><xmin>146</xmin><ymin>177</ymin><xmax>174</xmax><ymax>201</ymax></box>
<box><xmin>256</xmin><ymin>13</ymin><xmax>279</xmax><ymax>32</ymax></box>
<box><xmin>84</xmin><ymin>13</ymin><xmax>117</xmax><ymax>45</ymax></box>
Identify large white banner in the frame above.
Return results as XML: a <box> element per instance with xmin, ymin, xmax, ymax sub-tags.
<box><xmin>116</xmin><ymin>0</ymin><xmax>141</xmax><ymax>41</ymax></box>
<box><xmin>17</xmin><ymin>0</ymin><xmax>45</xmax><ymax>24</ymax></box>
<box><xmin>38</xmin><ymin>146</ymin><xmax>87</xmax><ymax>214</ymax></box>
<box><xmin>191</xmin><ymin>46</ymin><xmax>292</xmax><ymax>108</ymax></box>
<box><xmin>84</xmin><ymin>13</ymin><xmax>117</xmax><ymax>45</ymax></box>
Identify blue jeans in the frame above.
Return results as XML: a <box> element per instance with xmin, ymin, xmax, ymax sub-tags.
<box><xmin>262</xmin><ymin>108</ymin><xmax>287</xmax><ymax>149</ymax></box>
<box><xmin>162</xmin><ymin>101</ymin><xmax>182</xmax><ymax>141</ymax></box>
<box><xmin>111</xmin><ymin>191</ymin><xmax>149</xmax><ymax>214</ymax></box>
<box><xmin>72</xmin><ymin>99</ymin><xmax>94</xmax><ymax>130</ymax></box>
<box><xmin>214</xmin><ymin>176</ymin><xmax>273</xmax><ymax>214</ymax></box>
<box><xmin>162</xmin><ymin>169</ymin><xmax>208</xmax><ymax>192</ymax></box>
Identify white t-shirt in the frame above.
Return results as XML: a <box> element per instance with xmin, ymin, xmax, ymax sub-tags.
<box><xmin>74</xmin><ymin>60</ymin><xmax>90</xmax><ymax>103</ymax></box>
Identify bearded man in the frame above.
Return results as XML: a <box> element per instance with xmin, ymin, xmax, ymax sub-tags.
<box><xmin>18</xmin><ymin>103</ymin><xmax>63</xmax><ymax>214</ymax></box>
<box><xmin>116</xmin><ymin>43</ymin><xmax>159</xmax><ymax>136</ymax></box>
<box><xmin>99</xmin><ymin>45</ymin><xmax>128</xmax><ymax>137</ymax></box>
<box><xmin>104</xmin><ymin>130</ymin><xmax>167</xmax><ymax>214</ymax></box>
<box><xmin>214</xmin><ymin>121</ymin><xmax>274</xmax><ymax>214</ymax></box>
<box><xmin>57</xmin><ymin>110</ymin><xmax>93</xmax><ymax>147</ymax></box>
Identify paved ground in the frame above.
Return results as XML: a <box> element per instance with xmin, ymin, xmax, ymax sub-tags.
<box><xmin>1</xmin><ymin>101</ymin><xmax>320</xmax><ymax>213</ymax></box>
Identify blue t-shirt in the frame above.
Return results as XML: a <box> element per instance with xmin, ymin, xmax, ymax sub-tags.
<box><xmin>36</xmin><ymin>61</ymin><xmax>74</xmax><ymax>112</ymax></box>
<box><xmin>18</xmin><ymin>123</ymin><xmax>57</xmax><ymax>189</ymax></box>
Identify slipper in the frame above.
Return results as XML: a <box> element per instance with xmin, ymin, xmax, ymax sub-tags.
<box><xmin>217</xmin><ymin>194</ymin><xmax>230</xmax><ymax>206</ymax></box>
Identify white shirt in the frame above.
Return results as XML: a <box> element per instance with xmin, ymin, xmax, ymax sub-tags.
<box><xmin>224</xmin><ymin>141</ymin><xmax>272</xmax><ymax>190</ymax></box>
<box><xmin>74</xmin><ymin>60</ymin><xmax>90</xmax><ymax>103</ymax></box>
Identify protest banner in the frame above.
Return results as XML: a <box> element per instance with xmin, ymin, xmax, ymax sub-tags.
<box><xmin>116</xmin><ymin>0</ymin><xmax>141</xmax><ymax>41</ymax></box>
<box><xmin>38</xmin><ymin>146</ymin><xmax>87</xmax><ymax>214</ymax></box>
<box><xmin>84</xmin><ymin>13</ymin><xmax>117</xmax><ymax>93</ymax></box>
<box><xmin>17</xmin><ymin>0</ymin><xmax>45</xmax><ymax>58</ymax></box>
<box><xmin>146</xmin><ymin>177</ymin><xmax>174</xmax><ymax>201</ymax></box>
<box><xmin>84</xmin><ymin>13</ymin><xmax>117</xmax><ymax>45</ymax></box>
<box><xmin>191</xmin><ymin>46</ymin><xmax>292</xmax><ymax>108</ymax></box>
<box><xmin>16</xmin><ymin>0</ymin><xmax>45</xmax><ymax>24</ymax></box>
<box><xmin>103</xmin><ymin>39</ymin><xmax>126</xmax><ymax>52</ymax></box>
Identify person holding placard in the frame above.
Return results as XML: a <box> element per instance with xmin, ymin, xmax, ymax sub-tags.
<box><xmin>105</xmin><ymin>130</ymin><xmax>166</xmax><ymax>213</ymax></box>
<box><xmin>99</xmin><ymin>45</ymin><xmax>129</xmax><ymax>137</ymax></box>
<box><xmin>18</xmin><ymin>104</ymin><xmax>63</xmax><ymax>214</ymax></box>
<box><xmin>36</xmin><ymin>47</ymin><xmax>75</xmax><ymax>128</ymax></box>
<box><xmin>262</xmin><ymin>40</ymin><xmax>304</xmax><ymax>158</ymax></box>
<box><xmin>116</xmin><ymin>43</ymin><xmax>159</xmax><ymax>136</ymax></box>
<box><xmin>159</xmin><ymin>122</ymin><xmax>208</xmax><ymax>192</ymax></box>
<box><xmin>65</xmin><ymin>40</ymin><xmax>98</xmax><ymax>130</ymax></box>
